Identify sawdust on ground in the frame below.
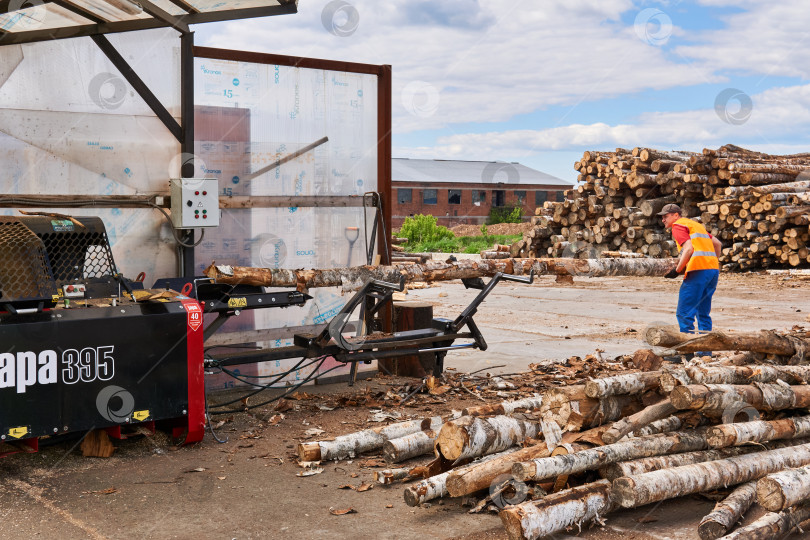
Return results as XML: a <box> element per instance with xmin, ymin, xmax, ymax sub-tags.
<box><xmin>449</xmin><ymin>222</ymin><xmax>533</xmax><ymax>237</ymax></box>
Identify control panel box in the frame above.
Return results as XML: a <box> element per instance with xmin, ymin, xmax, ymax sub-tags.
<box><xmin>170</xmin><ymin>178</ymin><xmax>220</xmax><ymax>229</ymax></box>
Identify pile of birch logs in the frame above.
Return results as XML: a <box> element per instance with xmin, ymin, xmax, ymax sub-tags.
<box><xmin>298</xmin><ymin>325</ymin><xmax>810</xmax><ymax>539</ymax></box>
<box><xmin>511</xmin><ymin>145</ymin><xmax>810</xmax><ymax>270</ymax></box>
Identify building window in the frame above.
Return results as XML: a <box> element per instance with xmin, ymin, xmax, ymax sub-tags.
<box><xmin>515</xmin><ymin>191</ymin><xmax>526</xmax><ymax>204</ymax></box>
<box><xmin>472</xmin><ymin>190</ymin><xmax>486</xmax><ymax>204</ymax></box>
<box><xmin>535</xmin><ymin>191</ymin><xmax>548</xmax><ymax>205</ymax></box>
<box><xmin>493</xmin><ymin>190</ymin><xmax>505</xmax><ymax>207</ymax></box>
<box><xmin>554</xmin><ymin>190</ymin><xmax>565</xmax><ymax>202</ymax></box>
<box><xmin>423</xmin><ymin>189</ymin><xmax>438</xmax><ymax>205</ymax></box>
<box><xmin>397</xmin><ymin>188</ymin><xmax>412</xmax><ymax>204</ymax></box>
<box><xmin>448</xmin><ymin>189</ymin><xmax>461</xmax><ymax>204</ymax></box>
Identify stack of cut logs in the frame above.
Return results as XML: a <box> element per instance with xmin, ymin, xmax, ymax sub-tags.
<box><xmin>300</xmin><ymin>325</ymin><xmax>810</xmax><ymax>539</ymax></box>
<box><xmin>509</xmin><ymin>145</ymin><xmax>810</xmax><ymax>270</ymax></box>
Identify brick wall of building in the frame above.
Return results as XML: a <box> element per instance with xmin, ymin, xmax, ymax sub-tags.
<box><xmin>391</xmin><ymin>181</ymin><xmax>569</xmax><ymax>227</ymax></box>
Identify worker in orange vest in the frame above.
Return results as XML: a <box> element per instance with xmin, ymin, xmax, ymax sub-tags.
<box><xmin>658</xmin><ymin>204</ymin><xmax>722</xmax><ymax>340</ymax></box>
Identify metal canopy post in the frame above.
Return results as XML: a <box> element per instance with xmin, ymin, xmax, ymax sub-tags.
<box><xmin>180</xmin><ymin>31</ymin><xmax>196</xmax><ymax>278</ymax></box>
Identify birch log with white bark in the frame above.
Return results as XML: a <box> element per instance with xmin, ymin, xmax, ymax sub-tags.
<box><xmin>601</xmin><ymin>439</ymin><xmax>810</xmax><ymax>481</ymax></box>
<box><xmin>584</xmin><ymin>371</ymin><xmax>661</xmax><ymax>398</ymax></box>
<box><xmin>611</xmin><ymin>442</ymin><xmax>810</xmax><ymax>508</ymax></box>
<box><xmin>645</xmin><ymin>326</ymin><xmax>801</xmax><ymax>357</ymax></box>
<box><xmin>383</xmin><ymin>430</ymin><xmax>438</xmax><ymax>463</ymax></box>
<box><xmin>634</xmin><ymin>415</ymin><xmax>684</xmax><ymax>437</ymax></box>
<box><xmin>298</xmin><ymin>416</ymin><xmax>442</xmax><ymax>461</ymax></box>
<box><xmin>445</xmin><ymin>444</ymin><xmax>550</xmax><ymax>498</ymax></box>
<box><xmin>499</xmin><ymin>479</ymin><xmax>617</xmax><ymax>540</ymax></box>
<box><xmin>706</xmin><ymin>416</ymin><xmax>810</xmax><ymax>448</ymax></box>
<box><xmin>462</xmin><ymin>395</ymin><xmax>543</xmax><ymax>417</ymax></box>
<box><xmin>671</xmin><ymin>383</ymin><xmax>810</xmax><ymax>412</ymax></box>
<box><xmin>403</xmin><ymin>449</ymin><xmax>514</xmax><ymax>506</ymax></box>
<box><xmin>716</xmin><ymin>503</ymin><xmax>810</xmax><ymax>540</ymax></box>
<box><xmin>698</xmin><ymin>481</ymin><xmax>758</xmax><ymax>540</ymax></box>
<box><xmin>601</xmin><ymin>399</ymin><xmax>677</xmax><ymax>444</ymax></box>
<box><xmin>689</xmin><ymin>365</ymin><xmax>809</xmax><ymax>385</ymax></box>
<box><xmin>204</xmin><ymin>257</ymin><xmax>678</xmax><ymax>290</ymax></box>
<box><xmin>434</xmin><ymin>415</ymin><xmax>539</xmax><ymax>463</ymax></box>
<box><xmin>445</xmin><ymin>425</ymin><xmax>607</xmax><ymax>498</ymax></box>
<box><xmin>757</xmin><ymin>463</ymin><xmax>810</xmax><ymax>512</ymax></box>
<box><xmin>600</xmin><ymin>446</ymin><xmax>760</xmax><ymax>482</ymax></box>
<box><xmin>513</xmin><ymin>431</ymin><xmax>708</xmax><ymax>482</ymax></box>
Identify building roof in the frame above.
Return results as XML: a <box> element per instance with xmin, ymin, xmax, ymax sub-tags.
<box><xmin>392</xmin><ymin>158</ymin><xmax>573</xmax><ymax>187</ymax></box>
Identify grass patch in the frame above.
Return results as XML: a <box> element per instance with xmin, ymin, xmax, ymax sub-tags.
<box><xmin>407</xmin><ymin>234</ymin><xmax>521</xmax><ymax>253</ymax></box>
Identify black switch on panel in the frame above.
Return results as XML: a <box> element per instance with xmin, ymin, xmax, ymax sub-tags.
<box><xmin>186</xmin><ymin>200</ymin><xmax>192</xmax><ymax>207</ymax></box>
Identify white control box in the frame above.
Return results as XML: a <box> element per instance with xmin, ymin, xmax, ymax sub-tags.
<box><xmin>170</xmin><ymin>178</ymin><xmax>220</xmax><ymax>229</ymax></box>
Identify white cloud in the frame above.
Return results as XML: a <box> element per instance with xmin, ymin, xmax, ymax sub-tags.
<box><xmin>677</xmin><ymin>1</ymin><xmax>810</xmax><ymax>79</ymax></box>
<box><xmin>197</xmin><ymin>0</ymin><xmax>719</xmax><ymax>132</ymax></box>
<box><xmin>395</xmin><ymin>83</ymin><xmax>810</xmax><ymax>158</ymax></box>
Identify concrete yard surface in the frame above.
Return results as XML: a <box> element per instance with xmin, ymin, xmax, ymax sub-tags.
<box><xmin>2</xmin><ymin>273</ymin><xmax>809</xmax><ymax>540</ymax></box>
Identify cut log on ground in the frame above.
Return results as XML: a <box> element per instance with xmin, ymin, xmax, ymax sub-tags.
<box><xmin>463</xmin><ymin>395</ymin><xmax>543</xmax><ymax>417</ymax></box>
<box><xmin>698</xmin><ymin>481</ymin><xmax>757</xmax><ymax>540</ymax></box>
<box><xmin>611</xmin><ymin>441</ymin><xmax>810</xmax><ymax>508</ymax></box>
<box><xmin>716</xmin><ymin>502</ymin><xmax>810</xmax><ymax>540</ymax></box>
<box><xmin>584</xmin><ymin>371</ymin><xmax>661</xmax><ymax>398</ymax></box>
<box><xmin>499</xmin><ymin>479</ymin><xmax>616</xmax><ymax>540</ymax></box>
<box><xmin>757</xmin><ymin>463</ymin><xmax>810</xmax><ymax>512</ymax></box>
<box><xmin>204</xmin><ymin>257</ymin><xmax>679</xmax><ymax>290</ymax></box>
<box><xmin>445</xmin><ymin>425</ymin><xmax>607</xmax><ymax>498</ymax></box>
<box><xmin>513</xmin><ymin>430</ymin><xmax>708</xmax><ymax>482</ymax></box>
<box><xmin>383</xmin><ymin>430</ymin><xmax>438</xmax><ymax>463</ymax></box>
<box><xmin>706</xmin><ymin>416</ymin><xmax>810</xmax><ymax>448</ymax></box>
<box><xmin>645</xmin><ymin>326</ymin><xmax>804</xmax><ymax>358</ymax></box>
<box><xmin>434</xmin><ymin>415</ymin><xmax>539</xmax><ymax>464</ymax></box>
<box><xmin>600</xmin><ymin>446</ymin><xmax>764</xmax><ymax>482</ymax></box>
<box><xmin>671</xmin><ymin>383</ymin><xmax>810</xmax><ymax>412</ymax></box>
<box><xmin>601</xmin><ymin>398</ymin><xmax>677</xmax><ymax>444</ymax></box>
<box><xmin>298</xmin><ymin>416</ymin><xmax>442</xmax><ymax>461</ymax></box>
<box><xmin>403</xmin><ymin>449</ymin><xmax>514</xmax><ymax>506</ymax></box>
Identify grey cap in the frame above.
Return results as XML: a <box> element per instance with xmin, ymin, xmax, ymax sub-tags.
<box><xmin>657</xmin><ymin>203</ymin><xmax>682</xmax><ymax>216</ymax></box>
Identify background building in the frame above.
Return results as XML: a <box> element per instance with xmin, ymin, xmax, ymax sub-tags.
<box><xmin>392</xmin><ymin>158</ymin><xmax>573</xmax><ymax>227</ymax></box>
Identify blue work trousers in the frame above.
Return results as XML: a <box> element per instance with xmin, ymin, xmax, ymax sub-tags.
<box><xmin>676</xmin><ymin>269</ymin><xmax>719</xmax><ymax>334</ymax></box>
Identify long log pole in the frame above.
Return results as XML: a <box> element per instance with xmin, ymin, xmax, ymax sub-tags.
<box><xmin>611</xmin><ymin>442</ymin><xmax>810</xmax><ymax>508</ymax></box>
<box><xmin>698</xmin><ymin>481</ymin><xmax>758</xmax><ymax>540</ymax></box>
<box><xmin>671</xmin><ymin>384</ymin><xmax>810</xmax><ymax>412</ymax></box>
<box><xmin>645</xmin><ymin>326</ymin><xmax>802</xmax><ymax>357</ymax></box>
<box><xmin>513</xmin><ymin>431</ymin><xmax>709</xmax><ymax>482</ymax></box>
<box><xmin>499</xmin><ymin>479</ymin><xmax>616</xmax><ymax>540</ymax></box>
<box><xmin>706</xmin><ymin>416</ymin><xmax>810</xmax><ymax>448</ymax></box>
<box><xmin>204</xmin><ymin>257</ymin><xmax>678</xmax><ymax>289</ymax></box>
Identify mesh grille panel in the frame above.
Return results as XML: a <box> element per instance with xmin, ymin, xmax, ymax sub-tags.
<box><xmin>0</xmin><ymin>220</ymin><xmax>56</xmax><ymax>302</ymax></box>
<box><xmin>39</xmin><ymin>231</ymin><xmax>116</xmax><ymax>285</ymax></box>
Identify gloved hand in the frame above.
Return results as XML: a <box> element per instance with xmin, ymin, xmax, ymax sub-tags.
<box><xmin>664</xmin><ymin>269</ymin><xmax>680</xmax><ymax>279</ymax></box>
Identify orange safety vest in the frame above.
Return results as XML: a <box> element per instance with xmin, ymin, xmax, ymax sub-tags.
<box><xmin>673</xmin><ymin>217</ymin><xmax>719</xmax><ymax>275</ymax></box>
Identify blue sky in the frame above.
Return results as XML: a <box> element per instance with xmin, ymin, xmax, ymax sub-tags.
<box><xmin>194</xmin><ymin>0</ymin><xmax>810</xmax><ymax>183</ymax></box>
